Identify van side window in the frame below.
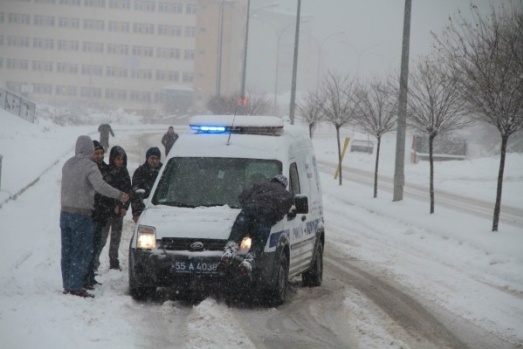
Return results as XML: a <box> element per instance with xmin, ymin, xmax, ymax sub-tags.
<box><xmin>289</xmin><ymin>163</ymin><xmax>300</xmax><ymax>196</ymax></box>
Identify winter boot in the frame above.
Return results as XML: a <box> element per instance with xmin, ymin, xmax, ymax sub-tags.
<box><xmin>239</xmin><ymin>252</ymin><xmax>255</xmax><ymax>276</ymax></box>
<box><xmin>221</xmin><ymin>240</ymin><xmax>238</xmax><ymax>266</ymax></box>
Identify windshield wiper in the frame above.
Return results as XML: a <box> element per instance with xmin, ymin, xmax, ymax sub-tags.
<box><xmin>159</xmin><ymin>201</ymin><xmax>197</xmax><ymax>208</ymax></box>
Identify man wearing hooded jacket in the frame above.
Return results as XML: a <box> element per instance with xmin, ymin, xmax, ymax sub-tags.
<box><xmin>60</xmin><ymin>135</ymin><xmax>128</xmax><ymax>298</ymax></box>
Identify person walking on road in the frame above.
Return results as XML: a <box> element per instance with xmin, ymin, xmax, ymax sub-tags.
<box><xmin>98</xmin><ymin>123</ymin><xmax>114</xmax><ymax>150</ymax></box>
<box><xmin>131</xmin><ymin>147</ymin><xmax>163</xmax><ymax>222</ymax></box>
<box><xmin>161</xmin><ymin>126</ymin><xmax>179</xmax><ymax>157</ymax></box>
<box><xmin>60</xmin><ymin>135</ymin><xmax>128</xmax><ymax>298</ymax></box>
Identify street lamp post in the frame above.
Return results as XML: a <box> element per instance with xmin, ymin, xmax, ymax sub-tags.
<box><xmin>240</xmin><ymin>1</ymin><xmax>278</xmax><ymax>113</ymax></box>
<box><xmin>289</xmin><ymin>0</ymin><xmax>302</xmax><ymax>125</ymax></box>
<box><xmin>315</xmin><ymin>31</ymin><xmax>345</xmax><ymax>89</ymax></box>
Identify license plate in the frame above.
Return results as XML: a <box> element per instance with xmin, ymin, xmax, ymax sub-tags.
<box><xmin>171</xmin><ymin>260</ymin><xmax>219</xmax><ymax>274</ymax></box>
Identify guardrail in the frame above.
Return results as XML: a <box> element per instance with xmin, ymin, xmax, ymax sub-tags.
<box><xmin>0</xmin><ymin>88</ymin><xmax>36</xmax><ymax>123</ymax></box>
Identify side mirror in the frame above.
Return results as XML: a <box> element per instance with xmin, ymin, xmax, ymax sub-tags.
<box><xmin>294</xmin><ymin>195</ymin><xmax>308</xmax><ymax>214</ymax></box>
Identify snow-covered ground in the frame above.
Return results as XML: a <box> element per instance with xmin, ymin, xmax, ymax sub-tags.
<box><xmin>0</xmin><ymin>108</ymin><xmax>522</xmax><ymax>348</ymax></box>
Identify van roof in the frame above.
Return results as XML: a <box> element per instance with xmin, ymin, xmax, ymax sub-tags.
<box><xmin>168</xmin><ymin>115</ymin><xmax>312</xmax><ymax>160</ymax></box>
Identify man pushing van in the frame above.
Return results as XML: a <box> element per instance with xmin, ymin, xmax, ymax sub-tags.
<box><xmin>221</xmin><ymin>174</ymin><xmax>294</xmax><ymax>275</ymax></box>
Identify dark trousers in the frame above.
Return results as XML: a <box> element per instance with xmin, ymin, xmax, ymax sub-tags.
<box><xmin>229</xmin><ymin>206</ymin><xmax>278</xmax><ymax>256</ymax></box>
<box><xmin>60</xmin><ymin>211</ymin><xmax>94</xmax><ymax>291</ymax></box>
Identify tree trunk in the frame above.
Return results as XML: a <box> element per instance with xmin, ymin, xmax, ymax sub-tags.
<box><xmin>429</xmin><ymin>133</ymin><xmax>435</xmax><ymax>214</ymax></box>
<box><xmin>492</xmin><ymin>134</ymin><xmax>509</xmax><ymax>232</ymax></box>
<box><xmin>336</xmin><ymin>125</ymin><xmax>342</xmax><ymax>185</ymax></box>
<box><xmin>374</xmin><ymin>135</ymin><xmax>381</xmax><ymax>198</ymax></box>
<box><xmin>309</xmin><ymin>123</ymin><xmax>313</xmax><ymax>138</ymax></box>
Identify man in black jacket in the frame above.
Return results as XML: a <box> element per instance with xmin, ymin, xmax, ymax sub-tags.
<box><xmin>161</xmin><ymin>126</ymin><xmax>179</xmax><ymax>157</ymax></box>
<box><xmin>131</xmin><ymin>147</ymin><xmax>163</xmax><ymax>222</ymax></box>
<box><xmin>222</xmin><ymin>174</ymin><xmax>294</xmax><ymax>275</ymax></box>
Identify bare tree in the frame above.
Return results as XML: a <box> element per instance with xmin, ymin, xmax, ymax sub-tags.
<box><xmin>206</xmin><ymin>90</ymin><xmax>272</xmax><ymax>116</ymax></box>
<box><xmin>406</xmin><ymin>58</ymin><xmax>473</xmax><ymax>214</ymax></box>
<box><xmin>296</xmin><ymin>90</ymin><xmax>324</xmax><ymax>138</ymax></box>
<box><xmin>319</xmin><ymin>71</ymin><xmax>359</xmax><ymax>185</ymax></box>
<box><xmin>355</xmin><ymin>78</ymin><xmax>397</xmax><ymax>198</ymax></box>
<box><xmin>434</xmin><ymin>3</ymin><xmax>523</xmax><ymax>230</ymax></box>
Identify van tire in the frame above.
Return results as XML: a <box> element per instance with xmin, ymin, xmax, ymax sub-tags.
<box><xmin>266</xmin><ymin>253</ymin><xmax>289</xmax><ymax>307</ymax></box>
<box><xmin>302</xmin><ymin>242</ymin><xmax>323</xmax><ymax>287</ymax></box>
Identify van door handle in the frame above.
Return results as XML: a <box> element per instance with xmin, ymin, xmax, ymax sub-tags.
<box><xmin>301</xmin><ymin>215</ymin><xmax>306</xmax><ymax>222</ymax></box>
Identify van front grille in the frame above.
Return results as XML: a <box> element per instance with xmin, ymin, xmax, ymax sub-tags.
<box><xmin>159</xmin><ymin>238</ymin><xmax>226</xmax><ymax>251</ymax></box>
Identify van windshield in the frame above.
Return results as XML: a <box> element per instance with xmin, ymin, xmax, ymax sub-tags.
<box><xmin>152</xmin><ymin>157</ymin><xmax>282</xmax><ymax>208</ymax></box>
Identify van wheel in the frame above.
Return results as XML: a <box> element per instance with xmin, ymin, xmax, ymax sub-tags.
<box><xmin>266</xmin><ymin>253</ymin><xmax>289</xmax><ymax>307</ymax></box>
<box><xmin>129</xmin><ymin>286</ymin><xmax>156</xmax><ymax>300</ymax></box>
<box><xmin>302</xmin><ymin>242</ymin><xmax>323</xmax><ymax>287</ymax></box>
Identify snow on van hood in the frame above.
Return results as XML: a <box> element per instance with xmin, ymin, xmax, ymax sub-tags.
<box><xmin>138</xmin><ymin>205</ymin><xmax>239</xmax><ymax>240</ymax></box>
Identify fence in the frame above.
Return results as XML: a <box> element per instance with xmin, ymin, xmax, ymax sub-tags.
<box><xmin>411</xmin><ymin>135</ymin><xmax>467</xmax><ymax>163</ymax></box>
<box><xmin>0</xmin><ymin>88</ymin><xmax>36</xmax><ymax>123</ymax></box>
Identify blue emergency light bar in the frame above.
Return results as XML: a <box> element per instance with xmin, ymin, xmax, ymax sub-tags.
<box><xmin>189</xmin><ymin>115</ymin><xmax>284</xmax><ymax>136</ymax></box>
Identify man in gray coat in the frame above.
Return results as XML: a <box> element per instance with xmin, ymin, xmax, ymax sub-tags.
<box><xmin>60</xmin><ymin>135</ymin><xmax>129</xmax><ymax>298</ymax></box>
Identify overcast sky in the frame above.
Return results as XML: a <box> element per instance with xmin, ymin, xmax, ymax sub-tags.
<box><xmin>247</xmin><ymin>0</ymin><xmax>516</xmax><ymax>95</ymax></box>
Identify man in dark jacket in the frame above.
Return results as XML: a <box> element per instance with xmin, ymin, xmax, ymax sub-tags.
<box><xmin>161</xmin><ymin>126</ymin><xmax>179</xmax><ymax>157</ymax></box>
<box><xmin>131</xmin><ymin>147</ymin><xmax>163</xmax><ymax>222</ymax></box>
<box><xmin>222</xmin><ymin>174</ymin><xmax>294</xmax><ymax>275</ymax></box>
<box><xmin>85</xmin><ymin>141</ymin><xmax>111</xmax><ymax>289</ymax></box>
<box><xmin>99</xmin><ymin>145</ymin><xmax>132</xmax><ymax>270</ymax></box>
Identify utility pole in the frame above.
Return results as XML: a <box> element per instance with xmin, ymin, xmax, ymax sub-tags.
<box><xmin>240</xmin><ymin>0</ymin><xmax>251</xmax><ymax>110</ymax></box>
<box><xmin>393</xmin><ymin>0</ymin><xmax>412</xmax><ymax>202</ymax></box>
<box><xmin>289</xmin><ymin>0</ymin><xmax>301</xmax><ymax>125</ymax></box>
<box><xmin>216</xmin><ymin>0</ymin><xmax>224</xmax><ymax>97</ymax></box>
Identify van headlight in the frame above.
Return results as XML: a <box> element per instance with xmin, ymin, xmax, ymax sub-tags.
<box><xmin>136</xmin><ymin>225</ymin><xmax>156</xmax><ymax>249</ymax></box>
<box><xmin>240</xmin><ymin>237</ymin><xmax>252</xmax><ymax>252</ymax></box>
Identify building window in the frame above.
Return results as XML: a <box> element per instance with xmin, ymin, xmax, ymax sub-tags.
<box><xmin>55</xmin><ymin>85</ymin><xmax>77</xmax><ymax>96</ymax></box>
<box><xmin>8</xmin><ymin>36</ymin><xmax>30</xmax><ymax>48</ymax></box>
<box><xmin>32</xmin><ymin>60</ymin><xmax>54</xmax><ymax>72</ymax></box>
<box><xmin>84</xmin><ymin>0</ymin><xmax>106</xmax><ymax>8</ymax></box>
<box><xmin>106</xmin><ymin>66</ymin><xmax>128</xmax><ymax>77</ymax></box>
<box><xmin>7</xmin><ymin>59</ymin><xmax>29</xmax><ymax>70</ymax></box>
<box><xmin>81</xmin><ymin>64</ymin><xmax>103</xmax><ymax>76</ymax></box>
<box><xmin>57</xmin><ymin>62</ymin><xmax>78</xmax><ymax>74</ymax></box>
<box><xmin>107</xmin><ymin>43</ymin><xmax>129</xmax><ymax>55</ymax></box>
<box><xmin>183</xmin><ymin>49</ymin><xmax>194</xmax><ymax>60</ymax></box>
<box><xmin>57</xmin><ymin>39</ymin><xmax>79</xmax><ymax>51</ymax></box>
<box><xmin>84</xmin><ymin>19</ymin><xmax>105</xmax><ymax>31</ymax></box>
<box><xmin>33</xmin><ymin>38</ymin><xmax>54</xmax><ymax>50</ymax></box>
<box><xmin>132</xmin><ymin>45</ymin><xmax>153</xmax><ymax>57</ymax></box>
<box><xmin>130</xmin><ymin>90</ymin><xmax>151</xmax><ymax>102</ymax></box>
<box><xmin>182</xmin><ymin>72</ymin><xmax>193</xmax><ymax>83</ymax></box>
<box><xmin>185</xmin><ymin>26</ymin><xmax>196</xmax><ymax>38</ymax></box>
<box><xmin>158</xmin><ymin>25</ymin><xmax>182</xmax><ymax>37</ymax></box>
<box><xmin>133</xmin><ymin>23</ymin><xmax>154</xmax><ymax>34</ymax></box>
<box><xmin>157</xmin><ymin>47</ymin><xmax>180</xmax><ymax>59</ymax></box>
<box><xmin>35</xmin><ymin>0</ymin><xmax>56</xmax><ymax>3</ymax></box>
<box><xmin>108</xmin><ymin>20</ymin><xmax>129</xmax><ymax>32</ymax></box>
<box><xmin>34</xmin><ymin>15</ymin><xmax>55</xmax><ymax>27</ymax></box>
<box><xmin>59</xmin><ymin>0</ymin><xmax>81</xmax><ymax>5</ymax></box>
<box><xmin>105</xmin><ymin>88</ymin><xmax>127</xmax><ymax>100</ymax></box>
<box><xmin>131</xmin><ymin>69</ymin><xmax>152</xmax><ymax>79</ymax></box>
<box><xmin>158</xmin><ymin>2</ymin><xmax>182</xmax><ymax>13</ymax></box>
<box><xmin>80</xmin><ymin>86</ymin><xmax>102</xmax><ymax>98</ymax></box>
<box><xmin>186</xmin><ymin>4</ymin><xmax>198</xmax><ymax>14</ymax></box>
<box><xmin>59</xmin><ymin>17</ymin><xmax>80</xmax><ymax>28</ymax></box>
<box><xmin>156</xmin><ymin>70</ymin><xmax>179</xmax><ymax>82</ymax></box>
<box><xmin>82</xmin><ymin>41</ymin><xmax>104</xmax><ymax>53</ymax></box>
<box><xmin>0</xmin><ymin>12</ymin><xmax>4</xmax><ymax>23</ymax></box>
<box><xmin>8</xmin><ymin>13</ymin><xmax>31</xmax><ymax>25</ymax></box>
<box><xmin>33</xmin><ymin>83</ymin><xmax>53</xmax><ymax>95</ymax></box>
<box><xmin>134</xmin><ymin>0</ymin><xmax>155</xmax><ymax>11</ymax></box>
<box><xmin>109</xmin><ymin>0</ymin><xmax>130</xmax><ymax>9</ymax></box>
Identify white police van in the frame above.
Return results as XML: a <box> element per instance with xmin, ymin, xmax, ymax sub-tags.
<box><xmin>129</xmin><ymin>115</ymin><xmax>324</xmax><ymax>305</ymax></box>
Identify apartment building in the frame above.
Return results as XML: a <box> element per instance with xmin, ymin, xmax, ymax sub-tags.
<box><xmin>0</xmin><ymin>0</ymin><xmax>246</xmax><ymax>116</ymax></box>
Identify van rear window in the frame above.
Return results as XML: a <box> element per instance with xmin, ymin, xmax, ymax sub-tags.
<box><xmin>152</xmin><ymin>157</ymin><xmax>282</xmax><ymax>208</ymax></box>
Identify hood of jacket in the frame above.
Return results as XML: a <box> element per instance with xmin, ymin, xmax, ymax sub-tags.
<box><xmin>75</xmin><ymin>135</ymin><xmax>94</xmax><ymax>159</ymax></box>
<box><xmin>109</xmin><ymin>145</ymin><xmax>127</xmax><ymax>167</ymax></box>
